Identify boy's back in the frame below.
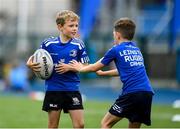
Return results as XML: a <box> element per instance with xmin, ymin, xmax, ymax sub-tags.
<box><xmin>101</xmin><ymin>41</ymin><xmax>153</xmax><ymax>95</ymax></box>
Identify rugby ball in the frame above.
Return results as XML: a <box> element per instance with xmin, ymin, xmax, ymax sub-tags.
<box><xmin>33</xmin><ymin>49</ymin><xmax>53</xmax><ymax>80</ymax></box>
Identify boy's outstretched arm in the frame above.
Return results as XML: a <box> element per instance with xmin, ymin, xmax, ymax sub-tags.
<box><xmin>96</xmin><ymin>69</ymin><xmax>119</xmax><ymax>76</ymax></box>
<box><xmin>70</xmin><ymin>60</ymin><xmax>104</xmax><ymax>73</ymax></box>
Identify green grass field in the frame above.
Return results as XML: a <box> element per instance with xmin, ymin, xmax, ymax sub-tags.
<box><xmin>0</xmin><ymin>95</ymin><xmax>180</xmax><ymax>128</ymax></box>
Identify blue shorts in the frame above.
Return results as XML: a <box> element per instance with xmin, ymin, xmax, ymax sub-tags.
<box><xmin>42</xmin><ymin>91</ymin><xmax>83</xmax><ymax>113</ymax></box>
<box><xmin>109</xmin><ymin>91</ymin><xmax>153</xmax><ymax>126</ymax></box>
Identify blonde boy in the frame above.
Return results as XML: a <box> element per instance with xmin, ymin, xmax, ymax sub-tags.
<box><xmin>27</xmin><ymin>10</ymin><xmax>89</xmax><ymax>128</ymax></box>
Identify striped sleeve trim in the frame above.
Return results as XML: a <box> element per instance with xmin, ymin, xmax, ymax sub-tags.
<box><xmin>45</xmin><ymin>40</ymin><xmax>59</xmax><ymax>47</ymax></box>
<box><xmin>80</xmin><ymin>56</ymin><xmax>89</xmax><ymax>63</ymax></box>
<box><xmin>70</xmin><ymin>41</ymin><xmax>85</xmax><ymax>50</ymax></box>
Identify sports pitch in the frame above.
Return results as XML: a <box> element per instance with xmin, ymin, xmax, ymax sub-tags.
<box><xmin>0</xmin><ymin>95</ymin><xmax>180</xmax><ymax>128</ymax></box>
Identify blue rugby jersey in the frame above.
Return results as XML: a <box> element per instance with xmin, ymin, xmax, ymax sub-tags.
<box><xmin>101</xmin><ymin>41</ymin><xmax>154</xmax><ymax>95</ymax></box>
<box><xmin>40</xmin><ymin>36</ymin><xmax>89</xmax><ymax>91</ymax></box>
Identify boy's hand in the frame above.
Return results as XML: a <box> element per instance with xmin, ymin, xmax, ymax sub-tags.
<box><xmin>96</xmin><ymin>70</ymin><xmax>104</xmax><ymax>76</ymax></box>
<box><xmin>55</xmin><ymin>62</ymin><xmax>72</xmax><ymax>74</ymax></box>
<box><xmin>26</xmin><ymin>55</ymin><xmax>41</xmax><ymax>72</ymax></box>
<box><xmin>69</xmin><ymin>60</ymin><xmax>83</xmax><ymax>72</ymax></box>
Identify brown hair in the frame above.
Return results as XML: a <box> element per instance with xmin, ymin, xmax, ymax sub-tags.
<box><xmin>56</xmin><ymin>10</ymin><xmax>80</xmax><ymax>26</ymax></box>
<box><xmin>114</xmin><ymin>17</ymin><xmax>136</xmax><ymax>40</ymax></box>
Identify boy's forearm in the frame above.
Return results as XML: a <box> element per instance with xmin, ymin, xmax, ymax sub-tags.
<box><xmin>80</xmin><ymin>64</ymin><xmax>96</xmax><ymax>72</ymax></box>
<box><xmin>80</xmin><ymin>62</ymin><xmax>104</xmax><ymax>73</ymax></box>
<box><xmin>101</xmin><ymin>69</ymin><xmax>119</xmax><ymax>76</ymax></box>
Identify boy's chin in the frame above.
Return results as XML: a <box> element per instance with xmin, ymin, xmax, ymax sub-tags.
<box><xmin>70</xmin><ymin>35</ymin><xmax>76</xmax><ymax>38</ymax></box>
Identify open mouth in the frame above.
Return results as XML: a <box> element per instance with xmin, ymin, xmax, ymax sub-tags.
<box><xmin>72</xmin><ymin>32</ymin><xmax>77</xmax><ymax>35</ymax></box>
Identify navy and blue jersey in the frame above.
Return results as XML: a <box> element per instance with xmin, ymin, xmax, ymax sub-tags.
<box><xmin>101</xmin><ymin>41</ymin><xmax>154</xmax><ymax>95</ymax></box>
<box><xmin>40</xmin><ymin>36</ymin><xmax>89</xmax><ymax>91</ymax></box>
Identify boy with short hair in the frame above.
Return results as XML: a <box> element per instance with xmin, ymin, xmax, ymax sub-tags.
<box><xmin>67</xmin><ymin>17</ymin><xmax>154</xmax><ymax>128</ymax></box>
<box><xmin>26</xmin><ymin>10</ymin><xmax>89</xmax><ymax>128</ymax></box>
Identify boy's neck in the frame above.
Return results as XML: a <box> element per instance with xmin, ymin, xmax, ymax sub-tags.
<box><xmin>59</xmin><ymin>34</ymin><xmax>72</xmax><ymax>44</ymax></box>
<box><xmin>117</xmin><ymin>39</ymin><xmax>131</xmax><ymax>45</ymax></box>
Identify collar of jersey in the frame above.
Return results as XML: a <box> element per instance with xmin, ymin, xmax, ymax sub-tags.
<box><xmin>58</xmin><ymin>36</ymin><xmax>73</xmax><ymax>45</ymax></box>
<box><xmin>119</xmin><ymin>41</ymin><xmax>135</xmax><ymax>46</ymax></box>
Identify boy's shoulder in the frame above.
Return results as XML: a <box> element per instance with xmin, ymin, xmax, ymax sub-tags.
<box><xmin>42</xmin><ymin>36</ymin><xmax>58</xmax><ymax>43</ymax></box>
<box><xmin>71</xmin><ymin>38</ymin><xmax>84</xmax><ymax>44</ymax></box>
<box><xmin>70</xmin><ymin>38</ymin><xmax>85</xmax><ymax>50</ymax></box>
<box><xmin>111</xmin><ymin>44</ymin><xmax>123</xmax><ymax>50</ymax></box>
<box><xmin>110</xmin><ymin>42</ymin><xmax>134</xmax><ymax>52</ymax></box>
<box><xmin>117</xmin><ymin>41</ymin><xmax>137</xmax><ymax>49</ymax></box>
<box><xmin>41</xmin><ymin>36</ymin><xmax>59</xmax><ymax>47</ymax></box>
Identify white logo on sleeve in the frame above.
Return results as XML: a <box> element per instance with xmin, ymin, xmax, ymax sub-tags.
<box><xmin>112</xmin><ymin>104</ymin><xmax>123</xmax><ymax>113</ymax></box>
<box><xmin>82</xmin><ymin>51</ymin><xmax>87</xmax><ymax>55</ymax></box>
<box><xmin>72</xmin><ymin>97</ymin><xmax>80</xmax><ymax>105</ymax></box>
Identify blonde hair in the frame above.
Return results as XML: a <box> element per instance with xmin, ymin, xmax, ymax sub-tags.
<box><xmin>56</xmin><ymin>10</ymin><xmax>80</xmax><ymax>25</ymax></box>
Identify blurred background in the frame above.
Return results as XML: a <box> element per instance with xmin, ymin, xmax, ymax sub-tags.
<box><xmin>0</xmin><ymin>0</ymin><xmax>180</xmax><ymax>128</ymax></box>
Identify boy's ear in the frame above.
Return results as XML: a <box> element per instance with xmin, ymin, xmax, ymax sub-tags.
<box><xmin>57</xmin><ymin>24</ymin><xmax>63</xmax><ymax>31</ymax></box>
<box><xmin>116</xmin><ymin>32</ymin><xmax>122</xmax><ymax>40</ymax></box>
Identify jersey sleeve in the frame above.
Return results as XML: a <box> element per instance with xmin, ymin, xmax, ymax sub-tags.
<box><xmin>101</xmin><ymin>47</ymin><xmax>116</xmax><ymax>65</ymax></box>
<box><xmin>40</xmin><ymin>36</ymin><xmax>56</xmax><ymax>50</ymax></box>
<box><xmin>77</xmin><ymin>41</ymin><xmax>90</xmax><ymax>64</ymax></box>
<box><xmin>40</xmin><ymin>42</ymin><xmax>46</xmax><ymax>49</ymax></box>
